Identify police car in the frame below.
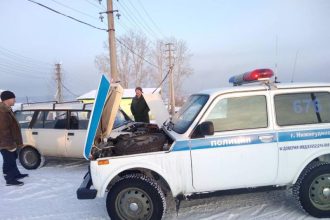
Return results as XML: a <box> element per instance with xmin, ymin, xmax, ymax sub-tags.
<box><xmin>77</xmin><ymin>69</ymin><xmax>330</xmax><ymax>219</ymax></box>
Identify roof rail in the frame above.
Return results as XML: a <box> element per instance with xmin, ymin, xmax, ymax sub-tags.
<box><xmin>18</xmin><ymin>100</ymin><xmax>93</xmax><ymax>111</ymax></box>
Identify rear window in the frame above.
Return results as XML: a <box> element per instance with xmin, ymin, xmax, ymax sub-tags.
<box><xmin>274</xmin><ymin>92</ymin><xmax>330</xmax><ymax>126</ymax></box>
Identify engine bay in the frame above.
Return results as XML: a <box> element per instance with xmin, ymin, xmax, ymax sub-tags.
<box><xmin>91</xmin><ymin>123</ymin><xmax>172</xmax><ymax>159</ymax></box>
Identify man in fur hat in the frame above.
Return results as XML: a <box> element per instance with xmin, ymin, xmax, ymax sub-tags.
<box><xmin>0</xmin><ymin>90</ymin><xmax>28</xmax><ymax>186</ymax></box>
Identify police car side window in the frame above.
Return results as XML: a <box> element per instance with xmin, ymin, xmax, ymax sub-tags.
<box><xmin>206</xmin><ymin>95</ymin><xmax>267</xmax><ymax>132</ymax></box>
<box><xmin>274</xmin><ymin>92</ymin><xmax>330</xmax><ymax>126</ymax></box>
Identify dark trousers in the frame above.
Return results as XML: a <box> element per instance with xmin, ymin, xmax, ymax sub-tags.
<box><xmin>0</xmin><ymin>149</ymin><xmax>21</xmax><ymax>182</ymax></box>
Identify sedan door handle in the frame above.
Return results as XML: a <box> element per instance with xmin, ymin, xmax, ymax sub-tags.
<box><xmin>259</xmin><ymin>135</ymin><xmax>274</xmax><ymax>143</ymax></box>
<box><xmin>68</xmin><ymin>132</ymin><xmax>75</xmax><ymax>136</ymax></box>
<box><xmin>32</xmin><ymin>131</ymin><xmax>38</xmax><ymax>135</ymax></box>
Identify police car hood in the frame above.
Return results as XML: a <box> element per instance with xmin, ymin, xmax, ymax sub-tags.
<box><xmin>83</xmin><ymin>75</ymin><xmax>169</xmax><ymax>159</ymax></box>
<box><xmin>84</xmin><ymin>76</ymin><xmax>123</xmax><ymax>159</ymax></box>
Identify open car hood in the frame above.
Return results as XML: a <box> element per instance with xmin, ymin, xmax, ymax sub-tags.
<box><xmin>84</xmin><ymin>75</ymin><xmax>123</xmax><ymax>159</ymax></box>
<box><xmin>83</xmin><ymin>75</ymin><xmax>169</xmax><ymax>159</ymax></box>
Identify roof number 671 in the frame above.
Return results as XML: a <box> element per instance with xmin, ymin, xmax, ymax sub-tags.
<box><xmin>293</xmin><ymin>99</ymin><xmax>322</xmax><ymax>113</ymax></box>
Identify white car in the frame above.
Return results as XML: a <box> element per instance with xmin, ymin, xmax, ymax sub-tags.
<box><xmin>15</xmin><ymin>90</ymin><xmax>165</xmax><ymax>170</ymax></box>
<box><xmin>78</xmin><ymin>70</ymin><xmax>330</xmax><ymax>219</ymax></box>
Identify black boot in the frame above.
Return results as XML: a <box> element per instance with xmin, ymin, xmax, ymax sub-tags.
<box><xmin>15</xmin><ymin>174</ymin><xmax>29</xmax><ymax>180</ymax></box>
<box><xmin>6</xmin><ymin>179</ymin><xmax>24</xmax><ymax>186</ymax></box>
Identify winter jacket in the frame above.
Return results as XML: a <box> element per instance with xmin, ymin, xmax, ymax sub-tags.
<box><xmin>0</xmin><ymin>102</ymin><xmax>23</xmax><ymax>150</ymax></box>
<box><xmin>130</xmin><ymin>95</ymin><xmax>150</xmax><ymax>123</ymax></box>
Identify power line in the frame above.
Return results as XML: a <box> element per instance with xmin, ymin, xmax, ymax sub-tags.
<box><xmin>0</xmin><ymin>62</ymin><xmax>51</xmax><ymax>77</ymax></box>
<box><xmin>0</xmin><ymin>45</ymin><xmax>53</xmax><ymax>66</ymax></box>
<box><xmin>26</xmin><ymin>0</ymin><xmax>159</xmax><ymax>69</ymax></box>
<box><xmin>126</xmin><ymin>0</ymin><xmax>162</xmax><ymax>39</ymax></box>
<box><xmin>136</xmin><ymin>0</ymin><xmax>166</xmax><ymax>39</ymax></box>
<box><xmin>0</xmin><ymin>54</ymin><xmax>52</xmax><ymax>72</ymax></box>
<box><xmin>0</xmin><ymin>66</ymin><xmax>50</xmax><ymax>79</ymax></box>
<box><xmin>115</xmin><ymin>0</ymin><xmax>159</xmax><ymax>41</ymax></box>
<box><xmin>116</xmin><ymin>38</ymin><xmax>158</xmax><ymax>68</ymax></box>
<box><xmin>85</xmin><ymin>0</ymin><xmax>106</xmax><ymax>11</ymax></box>
<box><xmin>27</xmin><ymin>0</ymin><xmax>107</xmax><ymax>31</ymax></box>
<box><xmin>152</xmin><ymin>65</ymin><xmax>173</xmax><ymax>93</ymax></box>
<box><xmin>60</xmin><ymin>81</ymin><xmax>79</xmax><ymax>97</ymax></box>
<box><xmin>50</xmin><ymin>0</ymin><xmax>100</xmax><ymax>21</ymax></box>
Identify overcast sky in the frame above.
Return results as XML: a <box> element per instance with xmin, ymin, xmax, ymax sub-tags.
<box><xmin>0</xmin><ymin>0</ymin><xmax>330</xmax><ymax>101</ymax></box>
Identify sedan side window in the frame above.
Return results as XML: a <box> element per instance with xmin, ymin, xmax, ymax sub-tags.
<box><xmin>69</xmin><ymin>111</ymin><xmax>90</xmax><ymax>130</ymax></box>
<box><xmin>15</xmin><ymin>110</ymin><xmax>35</xmax><ymax>128</ymax></box>
<box><xmin>32</xmin><ymin>111</ymin><xmax>67</xmax><ymax>129</ymax></box>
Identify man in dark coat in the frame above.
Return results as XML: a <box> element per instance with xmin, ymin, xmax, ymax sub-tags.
<box><xmin>0</xmin><ymin>91</ymin><xmax>28</xmax><ymax>186</ymax></box>
<box><xmin>130</xmin><ymin>87</ymin><xmax>150</xmax><ymax>123</ymax></box>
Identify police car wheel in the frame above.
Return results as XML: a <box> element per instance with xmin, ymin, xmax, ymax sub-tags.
<box><xmin>293</xmin><ymin>161</ymin><xmax>330</xmax><ymax>218</ymax></box>
<box><xmin>19</xmin><ymin>147</ymin><xmax>41</xmax><ymax>170</ymax></box>
<box><xmin>106</xmin><ymin>174</ymin><xmax>166</xmax><ymax>220</ymax></box>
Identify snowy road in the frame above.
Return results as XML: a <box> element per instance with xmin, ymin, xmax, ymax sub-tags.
<box><xmin>0</xmin><ymin>157</ymin><xmax>320</xmax><ymax>220</ymax></box>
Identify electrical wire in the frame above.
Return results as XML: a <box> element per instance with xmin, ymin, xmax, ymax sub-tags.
<box><xmin>26</xmin><ymin>0</ymin><xmax>160</xmax><ymax>69</ymax></box>
<box><xmin>115</xmin><ymin>0</ymin><xmax>159</xmax><ymax>41</ymax></box>
<box><xmin>50</xmin><ymin>0</ymin><xmax>100</xmax><ymax>21</ymax></box>
<box><xmin>85</xmin><ymin>0</ymin><xmax>106</xmax><ymax>11</ymax></box>
<box><xmin>60</xmin><ymin>81</ymin><xmax>79</xmax><ymax>97</ymax></box>
<box><xmin>136</xmin><ymin>0</ymin><xmax>166</xmax><ymax>39</ymax></box>
<box><xmin>116</xmin><ymin>38</ymin><xmax>158</xmax><ymax>68</ymax></box>
<box><xmin>27</xmin><ymin>0</ymin><xmax>107</xmax><ymax>31</ymax></box>
<box><xmin>0</xmin><ymin>45</ymin><xmax>53</xmax><ymax>66</ymax></box>
<box><xmin>126</xmin><ymin>0</ymin><xmax>162</xmax><ymax>39</ymax></box>
<box><xmin>152</xmin><ymin>65</ymin><xmax>173</xmax><ymax>93</ymax></box>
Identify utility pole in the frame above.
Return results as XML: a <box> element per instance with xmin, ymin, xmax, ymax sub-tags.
<box><xmin>106</xmin><ymin>0</ymin><xmax>118</xmax><ymax>81</ymax></box>
<box><xmin>55</xmin><ymin>63</ymin><xmax>63</xmax><ymax>103</ymax></box>
<box><xmin>165</xmin><ymin>43</ymin><xmax>175</xmax><ymax>116</ymax></box>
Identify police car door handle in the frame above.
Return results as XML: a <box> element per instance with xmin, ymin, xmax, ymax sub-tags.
<box><xmin>258</xmin><ymin>135</ymin><xmax>274</xmax><ymax>143</ymax></box>
<box><xmin>32</xmin><ymin>131</ymin><xmax>38</xmax><ymax>135</ymax></box>
<box><xmin>68</xmin><ymin>132</ymin><xmax>75</xmax><ymax>136</ymax></box>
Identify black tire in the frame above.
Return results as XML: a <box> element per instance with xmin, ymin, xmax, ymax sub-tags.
<box><xmin>19</xmin><ymin>147</ymin><xmax>41</xmax><ymax>170</ymax></box>
<box><xmin>293</xmin><ymin>161</ymin><xmax>330</xmax><ymax>218</ymax></box>
<box><xmin>114</xmin><ymin>133</ymin><xmax>166</xmax><ymax>156</ymax></box>
<box><xmin>106</xmin><ymin>174</ymin><xmax>166</xmax><ymax>220</ymax></box>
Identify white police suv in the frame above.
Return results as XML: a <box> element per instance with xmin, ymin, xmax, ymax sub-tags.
<box><xmin>77</xmin><ymin>70</ymin><xmax>330</xmax><ymax>219</ymax></box>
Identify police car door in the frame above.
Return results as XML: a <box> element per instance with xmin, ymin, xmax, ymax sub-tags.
<box><xmin>191</xmin><ymin>91</ymin><xmax>278</xmax><ymax>191</ymax></box>
<box><xmin>273</xmin><ymin>90</ymin><xmax>330</xmax><ymax>181</ymax></box>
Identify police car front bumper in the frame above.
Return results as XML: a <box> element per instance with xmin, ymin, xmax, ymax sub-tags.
<box><xmin>77</xmin><ymin>171</ymin><xmax>97</xmax><ymax>200</ymax></box>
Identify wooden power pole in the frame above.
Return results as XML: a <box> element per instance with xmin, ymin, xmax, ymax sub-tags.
<box><xmin>165</xmin><ymin>43</ymin><xmax>175</xmax><ymax>116</ymax></box>
<box><xmin>55</xmin><ymin>63</ymin><xmax>63</xmax><ymax>103</ymax></box>
<box><xmin>106</xmin><ymin>0</ymin><xmax>118</xmax><ymax>81</ymax></box>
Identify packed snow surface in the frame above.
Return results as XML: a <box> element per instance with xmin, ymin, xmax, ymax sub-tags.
<box><xmin>0</xmin><ymin>157</ymin><xmax>320</xmax><ymax>220</ymax></box>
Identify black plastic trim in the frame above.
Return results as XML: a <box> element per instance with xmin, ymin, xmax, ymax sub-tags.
<box><xmin>76</xmin><ymin>172</ymin><xmax>97</xmax><ymax>200</ymax></box>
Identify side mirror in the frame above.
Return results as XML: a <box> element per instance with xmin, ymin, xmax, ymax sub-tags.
<box><xmin>192</xmin><ymin>121</ymin><xmax>214</xmax><ymax>138</ymax></box>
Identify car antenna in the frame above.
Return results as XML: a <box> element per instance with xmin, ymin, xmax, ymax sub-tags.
<box><xmin>291</xmin><ymin>49</ymin><xmax>300</xmax><ymax>83</ymax></box>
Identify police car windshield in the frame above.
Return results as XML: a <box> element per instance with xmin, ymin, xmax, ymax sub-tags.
<box><xmin>172</xmin><ymin>95</ymin><xmax>209</xmax><ymax>134</ymax></box>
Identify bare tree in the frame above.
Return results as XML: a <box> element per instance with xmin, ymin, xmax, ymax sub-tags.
<box><xmin>172</xmin><ymin>39</ymin><xmax>193</xmax><ymax>98</ymax></box>
<box><xmin>150</xmin><ymin>40</ymin><xmax>165</xmax><ymax>95</ymax></box>
<box><xmin>94</xmin><ymin>31</ymin><xmax>193</xmax><ymax>105</ymax></box>
<box><xmin>94</xmin><ymin>42</ymin><xmax>110</xmax><ymax>77</ymax></box>
<box><xmin>159</xmin><ymin>38</ymin><xmax>193</xmax><ymax>104</ymax></box>
<box><xmin>126</xmin><ymin>31</ymin><xmax>151</xmax><ymax>87</ymax></box>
